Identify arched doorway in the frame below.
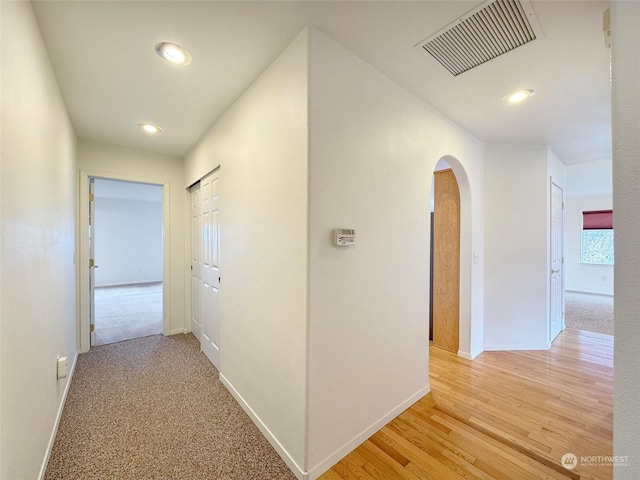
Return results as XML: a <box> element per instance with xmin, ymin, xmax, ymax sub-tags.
<box><xmin>430</xmin><ymin>161</ymin><xmax>461</xmax><ymax>353</ymax></box>
<box><xmin>429</xmin><ymin>155</ymin><xmax>479</xmax><ymax>358</ymax></box>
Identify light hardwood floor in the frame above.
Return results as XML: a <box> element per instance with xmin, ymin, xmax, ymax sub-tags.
<box><xmin>320</xmin><ymin>328</ymin><xmax>613</xmax><ymax>480</ymax></box>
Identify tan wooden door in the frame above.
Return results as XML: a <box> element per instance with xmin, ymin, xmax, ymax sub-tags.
<box><xmin>432</xmin><ymin>169</ymin><xmax>460</xmax><ymax>353</ymax></box>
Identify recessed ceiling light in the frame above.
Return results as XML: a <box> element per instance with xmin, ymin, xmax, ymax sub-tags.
<box><xmin>155</xmin><ymin>42</ymin><xmax>192</xmax><ymax>66</ymax></box>
<box><xmin>502</xmin><ymin>89</ymin><xmax>535</xmax><ymax>105</ymax></box>
<box><xmin>138</xmin><ymin>123</ymin><xmax>162</xmax><ymax>134</ymax></box>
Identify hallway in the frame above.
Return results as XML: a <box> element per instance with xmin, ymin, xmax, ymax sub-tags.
<box><xmin>45</xmin><ymin>334</ymin><xmax>294</xmax><ymax>480</ymax></box>
<box><xmin>45</xmin><ymin>329</ymin><xmax>613</xmax><ymax>479</ymax></box>
<box><xmin>3</xmin><ymin>1</ymin><xmax>638</xmax><ymax>479</ymax></box>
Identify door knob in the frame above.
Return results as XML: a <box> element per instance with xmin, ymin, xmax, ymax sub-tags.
<box><xmin>551</xmin><ymin>269</ymin><xmax>559</xmax><ymax>274</ymax></box>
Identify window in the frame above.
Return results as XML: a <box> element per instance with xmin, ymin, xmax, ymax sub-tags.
<box><xmin>581</xmin><ymin>210</ymin><xmax>614</xmax><ymax>265</ymax></box>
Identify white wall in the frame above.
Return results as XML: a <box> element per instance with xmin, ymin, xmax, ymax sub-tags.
<box><xmin>306</xmin><ymin>28</ymin><xmax>485</xmax><ymax>476</ymax></box>
<box><xmin>566</xmin><ymin>159</ymin><xmax>613</xmax><ymax>198</ymax></box>
<box><xmin>94</xmin><ymin>197</ymin><xmax>163</xmax><ymax>287</ymax></box>
<box><xmin>611</xmin><ymin>1</ymin><xmax>640</xmax><ymax>476</ymax></box>
<box><xmin>484</xmin><ymin>144</ymin><xmax>551</xmax><ymax>349</ymax></box>
<box><xmin>77</xmin><ymin>140</ymin><xmax>185</xmax><ymax>347</ymax></box>
<box><xmin>0</xmin><ymin>2</ymin><xmax>77</xmax><ymax>478</ymax></box>
<box><xmin>564</xmin><ymin>160</ymin><xmax>613</xmax><ymax>295</ymax></box>
<box><xmin>548</xmin><ymin>148</ymin><xmax>566</xmax><ymax>193</ymax></box>
<box><xmin>484</xmin><ymin>145</ymin><xmax>565</xmax><ymax>350</ymax></box>
<box><xmin>185</xmin><ymin>27</ymin><xmax>485</xmax><ymax>478</ymax></box>
<box><xmin>184</xmin><ymin>30</ymin><xmax>309</xmax><ymax>475</ymax></box>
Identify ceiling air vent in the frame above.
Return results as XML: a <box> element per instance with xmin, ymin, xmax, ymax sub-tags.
<box><xmin>416</xmin><ymin>0</ymin><xmax>543</xmax><ymax>76</ymax></box>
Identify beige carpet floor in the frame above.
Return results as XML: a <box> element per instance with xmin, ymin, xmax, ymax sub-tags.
<box><xmin>94</xmin><ymin>283</ymin><xmax>163</xmax><ymax>346</ymax></box>
<box><xmin>45</xmin><ymin>334</ymin><xmax>296</xmax><ymax>480</ymax></box>
<box><xmin>564</xmin><ymin>291</ymin><xmax>614</xmax><ymax>335</ymax></box>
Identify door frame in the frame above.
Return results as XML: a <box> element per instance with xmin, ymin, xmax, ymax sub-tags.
<box><xmin>430</xmin><ymin>155</ymin><xmax>478</xmax><ymax>359</ymax></box>
<box><xmin>549</xmin><ymin>179</ymin><xmax>565</xmax><ymax>343</ymax></box>
<box><xmin>78</xmin><ymin>169</ymin><xmax>171</xmax><ymax>353</ymax></box>
<box><xmin>89</xmin><ymin>178</ymin><xmax>96</xmax><ymax>346</ymax></box>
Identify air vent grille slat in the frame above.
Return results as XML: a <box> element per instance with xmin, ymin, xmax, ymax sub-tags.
<box><xmin>456</xmin><ymin>25</ymin><xmax>487</xmax><ymax>65</ymax></box>
<box><xmin>500</xmin><ymin>1</ymin><xmax>522</xmax><ymax>44</ymax></box>
<box><xmin>487</xmin><ymin>4</ymin><xmax>508</xmax><ymax>48</ymax></box>
<box><xmin>505</xmin><ymin>1</ymin><xmax>529</xmax><ymax>43</ymax></box>
<box><xmin>511</xmin><ymin>0</ymin><xmax>535</xmax><ymax>41</ymax></box>
<box><xmin>448</xmin><ymin>28</ymin><xmax>478</xmax><ymax>68</ymax></box>
<box><xmin>417</xmin><ymin>0</ymin><xmax>540</xmax><ymax>76</ymax></box>
<box><xmin>475</xmin><ymin>14</ymin><xmax>505</xmax><ymax>56</ymax></box>
<box><xmin>491</xmin><ymin>3</ymin><xmax>517</xmax><ymax>49</ymax></box>
<box><xmin>433</xmin><ymin>34</ymin><xmax>467</xmax><ymax>72</ymax></box>
<box><xmin>417</xmin><ymin>0</ymin><xmax>538</xmax><ymax>75</ymax></box>
<box><xmin>468</xmin><ymin>18</ymin><xmax>498</xmax><ymax>58</ymax></box>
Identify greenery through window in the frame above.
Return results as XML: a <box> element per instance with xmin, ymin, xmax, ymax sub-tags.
<box><xmin>581</xmin><ymin>229</ymin><xmax>614</xmax><ymax>265</ymax></box>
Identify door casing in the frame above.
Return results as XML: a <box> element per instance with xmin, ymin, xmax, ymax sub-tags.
<box><xmin>549</xmin><ymin>180</ymin><xmax>565</xmax><ymax>343</ymax></box>
<box><xmin>78</xmin><ymin>170</ymin><xmax>170</xmax><ymax>353</ymax></box>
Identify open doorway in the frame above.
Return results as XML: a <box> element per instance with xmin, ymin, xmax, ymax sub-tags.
<box><xmin>89</xmin><ymin>178</ymin><xmax>163</xmax><ymax>346</ymax></box>
<box><xmin>429</xmin><ymin>160</ymin><xmax>461</xmax><ymax>353</ymax></box>
<box><xmin>563</xmin><ymin>159</ymin><xmax>614</xmax><ymax>337</ymax></box>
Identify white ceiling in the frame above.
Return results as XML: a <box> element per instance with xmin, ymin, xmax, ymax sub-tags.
<box><xmin>32</xmin><ymin>0</ymin><xmax>612</xmax><ymax>165</ymax></box>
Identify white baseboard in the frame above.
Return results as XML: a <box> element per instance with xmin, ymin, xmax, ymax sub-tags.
<box><xmin>38</xmin><ymin>350</ymin><xmax>79</xmax><ymax>480</ymax></box>
<box><xmin>219</xmin><ymin>373</ymin><xmax>307</xmax><ymax>479</ymax></box>
<box><xmin>458</xmin><ymin>345</ymin><xmax>483</xmax><ymax>360</ymax></box>
<box><xmin>95</xmin><ymin>280</ymin><xmax>163</xmax><ymax>288</ymax></box>
<box><xmin>219</xmin><ymin>374</ymin><xmax>430</xmax><ymax>480</ymax></box>
<box><xmin>565</xmin><ymin>290</ymin><xmax>613</xmax><ymax>297</ymax></box>
<box><xmin>306</xmin><ymin>384</ymin><xmax>431</xmax><ymax>480</ymax></box>
<box><xmin>484</xmin><ymin>343</ymin><xmax>551</xmax><ymax>351</ymax></box>
<box><xmin>168</xmin><ymin>328</ymin><xmax>187</xmax><ymax>336</ymax></box>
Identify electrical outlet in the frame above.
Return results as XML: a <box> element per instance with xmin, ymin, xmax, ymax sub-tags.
<box><xmin>57</xmin><ymin>356</ymin><xmax>68</xmax><ymax>379</ymax></box>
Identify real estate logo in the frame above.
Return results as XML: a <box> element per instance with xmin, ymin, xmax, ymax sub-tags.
<box><xmin>561</xmin><ymin>452</ymin><xmax>630</xmax><ymax>469</ymax></box>
<box><xmin>561</xmin><ymin>453</ymin><xmax>578</xmax><ymax>470</ymax></box>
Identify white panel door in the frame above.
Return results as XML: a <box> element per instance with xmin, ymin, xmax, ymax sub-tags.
<box><xmin>550</xmin><ymin>182</ymin><xmax>564</xmax><ymax>342</ymax></box>
<box><xmin>200</xmin><ymin>169</ymin><xmax>220</xmax><ymax>369</ymax></box>
<box><xmin>190</xmin><ymin>183</ymin><xmax>202</xmax><ymax>341</ymax></box>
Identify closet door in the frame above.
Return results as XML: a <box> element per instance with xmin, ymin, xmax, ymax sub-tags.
<box><xmin>199</xmin><ymin>169</ymin><xmax>221</xmax><ymax>369</ymax></box>
<box><xmin>190</xmin><ymin>182</ymin><xmax>202</xmax><ymax>341</ymax></box>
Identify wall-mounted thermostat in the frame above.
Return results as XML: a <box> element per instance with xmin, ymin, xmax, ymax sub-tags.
<box><xmin>333</xmin><ymin>229</ymin><xmax>356</xmax><ymax>246</ymax></box>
